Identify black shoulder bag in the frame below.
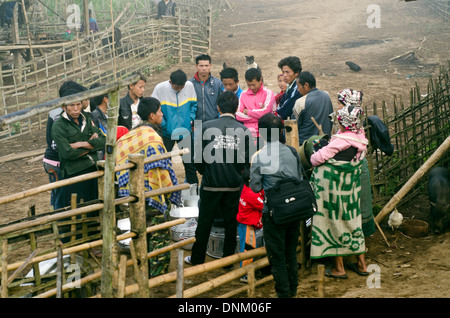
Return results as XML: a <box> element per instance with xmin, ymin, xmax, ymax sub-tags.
<box><xmin>265</xmin><ymin>146</ymin><xmax>317</xmax><ymax>225</ymax></box>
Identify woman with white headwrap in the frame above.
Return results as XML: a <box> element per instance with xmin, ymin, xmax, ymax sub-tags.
<box><xmin>309</xmin><ymin>93</ymin><xmax>370</xmax><ymax>279</ymax></box>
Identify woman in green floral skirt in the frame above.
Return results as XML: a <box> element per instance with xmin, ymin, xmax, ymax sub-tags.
<box><xmin>309</xmin><ymin>94</ymin><xmax>369</xmax><ymax>279</ymax></box>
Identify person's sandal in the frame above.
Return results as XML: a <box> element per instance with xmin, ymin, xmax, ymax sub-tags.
<box><xmin>324</xmin><ymin>267</ymin><xmax>347</xmax><ymax>279</ymax></box>
<box><xmin>346</xmin><ymin>262</ymin><xmax>369</xmax><ymax>276</ymax></box>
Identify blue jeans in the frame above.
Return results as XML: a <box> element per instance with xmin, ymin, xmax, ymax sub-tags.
<box><xmin>43</xmin><ymin>162</ymin><xmax>64</xmax><ymax>210</ymax></box>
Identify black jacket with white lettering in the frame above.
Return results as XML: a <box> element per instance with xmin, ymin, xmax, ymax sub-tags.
<box><xmin>194</xmin><ymin>114</ymin><xmax>252</xmax><ymax>191</ymax></box>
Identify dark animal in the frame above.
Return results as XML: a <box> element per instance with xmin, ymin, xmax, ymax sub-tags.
<box><xmin>428</xmin><ymin>167</ymin><xmax>450</xmax><ymax>233</ymax></box>
<box><xmin>101</xmin><ymin>27</ymin><xmax>122</xmax><ymax>53</ymax></box>
<box><xmin>346</xmin><ymin>61</ymin><xmax>361</xmax><ymax>72</ymax></box>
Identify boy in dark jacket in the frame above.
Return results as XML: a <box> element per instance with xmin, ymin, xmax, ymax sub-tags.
<box><xmin>185</xmin><ymin>91</ymin><xmax>252</xmax><ymax>266</ymax></box>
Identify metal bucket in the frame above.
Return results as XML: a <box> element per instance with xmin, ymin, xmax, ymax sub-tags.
<box><xmin>206</xmin><ymin>226</ymin><xmax>264</xmax><ymax>259</ymax></box>
<box><xmin>170</xmin><ymin>218</ymin><xmax>198</xmax><ymax>250</ymax></box>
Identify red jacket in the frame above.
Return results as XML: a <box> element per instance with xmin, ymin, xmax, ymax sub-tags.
<box><xmin>237</xmin><ymin>185</ymin><xmax>264</xmax><ymax>229</ymax></box>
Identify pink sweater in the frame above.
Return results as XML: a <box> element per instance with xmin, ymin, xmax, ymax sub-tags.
<box><xmin>236</xmin><ymin>84</ymin><xmax>276</xmax><ymax>137</ymax></box>
<box><xmin>310</xmin><ymin>130</ymin><xmax>368</xmax><ymax>166</ymax></box>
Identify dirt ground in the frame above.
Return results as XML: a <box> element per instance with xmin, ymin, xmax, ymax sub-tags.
<box><xmin>0</xmin><ymin>0</ymin><xmax>449</xmax><ymax>299</ymax></box>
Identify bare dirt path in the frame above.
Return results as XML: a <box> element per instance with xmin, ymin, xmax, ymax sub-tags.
<box><xmin>0</xmin><ymin>0</ymin><xmax>449</xmax><ymax>298</ymax></box>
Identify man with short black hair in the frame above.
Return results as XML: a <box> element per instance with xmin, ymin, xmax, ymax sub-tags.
<box><xmin>276</xmin><ymin>56</ymin><xmax>303</xmax><ymax>120</ymax></box>
<box><xmin>152</xmin><ymin>69</ymin><xmax>198</xmax><ymax>184</ymax></box>
<box><xmin>292</xmin><ymin>71</ymin><xmax>334</xmax><ymax>144</ymax></box>
<box><xmin>137</xmin><ymin>97</ymin><xmax>163</xmax><ymax>137</ymax></box>
<box><xmin>185</xmin><ymin>91</ymin><xmax>252</xmax><ymax>266</ymax></box>
<box><xmin>190</xmin><ymin>54</ymin><xmax>224</xmax><ymax>123</ymax></box>
<box><xmin>220</xmin><ymin>67</ymin><xmax>243</xmax><ymax>98</ymax></box>
<box><xmin>236</xmin><ymin>67</ymin><xmax>276</xmax><ymax>148</ymax></box>
<box><xmin>118</xmin><ymin>71</ymin><xmax>147</xmax><ymax>130</ymax></box>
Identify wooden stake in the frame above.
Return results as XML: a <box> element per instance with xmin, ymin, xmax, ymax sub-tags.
<box><xmin>1</xmin><ymin>240</ymin><xmax>8</xmax><ymax>298</ymax></box>
<box><xmin>247</xmin><ymin>266</ymin><xmax>256</xmax><ymax>298</ymax></box>
<box><xmin>311</xmin><ymin>117</ymin><xmax>324</xmax><ymax>135</ymax></box>
<box><xmin>317</xmin><ymin>264</ymin><xmax>325</xmax><ymax>298</ymax></box>
<box><xmin>176</xmin><ymin>249</ymin><xmax>184</xmax><ymax>298</ymax></box>
<box><xmin>101</xmin><ymin>86</ymin><xmax>120</xmax><ymax>298</ymax></box>
<box><xmin>128</xmin><ymin>153</ymin><xmax>150</xmax><ymax>298</ymax></box>
<box><xmin>117</xmin><ymin>254</ymin><xmax>128</xmax><ymax>298</ymax></box>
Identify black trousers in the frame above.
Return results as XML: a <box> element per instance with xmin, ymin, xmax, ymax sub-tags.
<box><xmin>190</xmin><ymin>188</ymin><xmax>240</xmax><ymax>264</ymax></box>
<box><xmin>162</xmin><ymin>135</ymin><xmax>198</xmax><ymax>185</ymax></box>
<box><xmin>262</xmin><ymin>212</ymin><xmax>300</xmax><ymax>298</ymax></box>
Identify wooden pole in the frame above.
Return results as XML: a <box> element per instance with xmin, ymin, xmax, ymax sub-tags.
<box><xmin>284</xmin><ymin>119</ymin><xmax>300</xmax><ymax>151</ymax></box>
<box><xmin>11</xmin><ymin>2</ymin><xmax>23</xmax><ymax>84</ymax></box>
<box><xmin>1</xmin><ymin>240</ymin><xmax>8</xmax><ymax>298</ymax></box>
<box><xmin>56</xmin><ymin>242</ymin><xmax>63</xmax><ymax>298</ymax></box>
<box><xmin>100</xmin><ymin>86</ymin><xmax>120</xmax><ymax>298</ymax></box>
<box><xmin>375</xmin><ymin>135</ymin><xmax>450</xmax><ymax>223</ymax></box>
<box><xmin>247</xmin><ymin>266</ymin><xmax>256</xmax><ymax>298</ymax></box>
<box><xmin>117</xmin><ymin>255</ymin><xmax>128</xmax><ymax>298</ymax></box>
<box><xmin>176</xmin><ymin>249</ymin><xmax>184</xmax><ymax>298</ymax></box>
<box><xmin>83</xmin><ymin>0</ymin><xmax>89</xmax><ymax>36</ymax></box>
<box><xmin>317</xmin><ymin>264</ymin><xmax>325</xmax><ymax>298</ymax></box>
<box><xmin>128</xmin><ymin>153</ymin><xmax>150</xmax><ymax>298</ymax></box>
<box><xmin>28</xmin><ymin>204</ymin><xmax>41</xmax><ymax>287</ymax></box>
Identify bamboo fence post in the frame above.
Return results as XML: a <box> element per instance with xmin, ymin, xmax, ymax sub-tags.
<box><xmin>207</xmin><ymin>6</ymin><xmax>212</xmax><ymax>55</ymax></box>
<box><xmin>176</xmin><ymin>7</ymin><xmax>182</xmax><ymax>63</ymax></box>
<box><xmin>128</xmin><ymin>240</ymin><xmax>143</xmax><ymax>290</ymax></box>
<box><xmin>128</xmin><ymin>153</ymin><xmax>150</xmax><ymax>298</ymax></box>
<box><xmin>176</xmin><ymin>248</ymin><xmax>184</xmax><ymax>298</ymax></box>
<box><xmin>283</xmin><ymin>119</ymin><xmax>307</xmax><ymax>268</ymax></box>
<box><xmin>28</xmin><ymin>204</ymin><xmax>41</xmax><ymax>287</ymax></box>
<box><xmin>317</xmin><ymin>264</ymin><xmax>325</xmax><ymax>298</ymax></box>
<box><xmin>12</xmin><ymin>3</ymin><xmax>23</xmax><ymax>84</ymax></box>
<box><xmin>56</xmin><ymin>241</ymin><xmax>63</xmax><ymax>298</ymax></box>
<box><xmin>1</xmin><ymin>240</ymin><xmax>8</xmax><ymax>298</ymax></box>
<box><xmin>375</xmin><ymin>135</ymin><xmax>450</xmax><ymax>223</ymax></box>
<box><xmin>101</xmin><ymin>86</ymin><xmax>120</xmax><ymax>298</ymax></box>
<box><xmin>247</xmin><ymin>266</ymin><xmax>256</xmax><ymax>298</ymax></box>
<box><xmin>70</xmin><ymin>194</ymin><xmax>77</xmax><ymax>246</ymax></box>
<box><xmin>117</xmin><ymin>254</ymin><xmax>128</xmax><ymax>298</ymax></box>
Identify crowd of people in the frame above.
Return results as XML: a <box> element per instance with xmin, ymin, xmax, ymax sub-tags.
<box><xmin>43</xmin><ymin>52</ymin><xmax>375</xmax><ymax>297</ymax></box>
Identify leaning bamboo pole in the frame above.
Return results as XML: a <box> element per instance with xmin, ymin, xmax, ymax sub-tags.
<box><xmin>375</xmin><ymin>135</ymin><xmax>450</xmax><ymax>223</ymax></box>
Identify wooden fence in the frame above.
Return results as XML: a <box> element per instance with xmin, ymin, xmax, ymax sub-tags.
<box><xmin>426</xmin><ymin>0</ymin><xmax>450</xmax><ymax>21</ymax></box>
<box><xmin>365</xmin><ymin>66</ymin><xmax>450</xmax><ymax>209</ymax></box>
<box><xmin>0</xmin><ymin>0</ymin><xmax>213</xmax><ymax>137</ymax></box>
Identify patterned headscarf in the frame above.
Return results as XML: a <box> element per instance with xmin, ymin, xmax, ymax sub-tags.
<box><xmin>336</xmin><ymin>105</ymin><xmax>364</xmax><ymax>132</ymax></box>
<box><xmin>338</xmin><ymin>88</ymin><xmax>363</xmax><ymax>107</ymax></box>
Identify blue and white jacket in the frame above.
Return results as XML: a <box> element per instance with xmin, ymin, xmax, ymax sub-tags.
<box><xmin>151</xmin><ymin>80</ymin><xmax>197</xmax><ymax>140</ymax></box>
